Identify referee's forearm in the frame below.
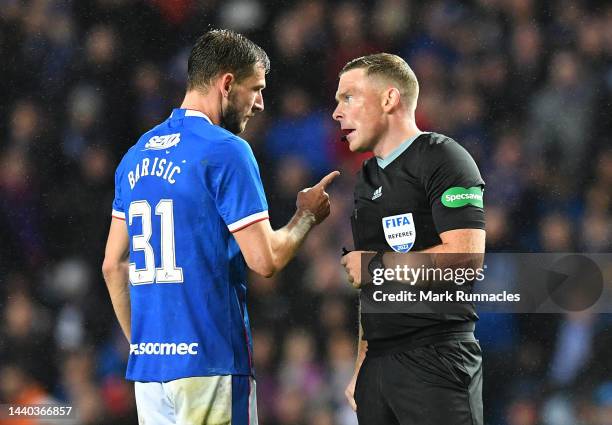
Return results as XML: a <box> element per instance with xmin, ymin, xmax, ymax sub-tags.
<box><xmin>355</xmin><ymin>337</ymin><xmax>368</xmax><ymax>368</ymax></box>
<box><xmin>355</xmin><ymin>308</ymin><xmax>367</xmax><ymax>368</ymax></box>
<box><xmin>382</xmin><ymin>229</ymin><xmax>486</xmax><ymax>274</ymax></box>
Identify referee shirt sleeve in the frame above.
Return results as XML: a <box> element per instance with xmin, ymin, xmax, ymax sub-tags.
<box><xmin>205</xmin><ymin>136</ymin><xmax>269</xmax><ymax>233</ymax></box>
<box><xmin>421</xmin><ymin>139</ymin><xmax>485</xmax><ymax>234</ymax></box>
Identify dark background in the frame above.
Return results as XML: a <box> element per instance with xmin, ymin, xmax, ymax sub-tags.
<box><xmin>0</xmin><ymin>1</ymin><xmax>611</xmax><ymax>424</ymax></box>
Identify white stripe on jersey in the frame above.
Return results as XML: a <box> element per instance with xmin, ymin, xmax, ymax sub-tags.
<box><xmin>228</xmin><ymin>211</ymin><xmax>269</xmax><ymax>233</ymax></box>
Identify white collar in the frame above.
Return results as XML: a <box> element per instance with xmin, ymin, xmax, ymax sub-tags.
<box><xmin>184</xmin><ymin>109</ymin><xmax>212</xmax><ymax>124</ymax></box>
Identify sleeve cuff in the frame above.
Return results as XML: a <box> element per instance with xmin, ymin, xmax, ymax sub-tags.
<box><xmin>228</xmin><ymin>211</ymin><xmax>269</xmax><ymax>233</ymax></box>
<box><xmin>112</xmin><ymin>209</ymin><xmax>126</xmax><ymax>220</ymax></box>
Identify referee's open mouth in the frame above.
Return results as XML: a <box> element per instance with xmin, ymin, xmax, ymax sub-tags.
<box><xmin>341</xmin><ymin>128</ymin><xmax>355</xmax><ymax>142</ymax></box>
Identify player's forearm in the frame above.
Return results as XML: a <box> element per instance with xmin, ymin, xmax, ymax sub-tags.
<box><xmin>103</xmin><ymin>262</ymin><xmax>131</xmax><ymax>341</ymax></box>
<box><xmin>270</xmin><ymin>209</ymin><xmax>316</xmax><ymax>271</ymax></box>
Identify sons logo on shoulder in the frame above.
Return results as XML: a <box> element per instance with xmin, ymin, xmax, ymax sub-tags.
<box><xmin>382</xmin><ymin>213</ymin><xmax>416</xmax><ymax>253</ymax></box>
<box><xmin>144</xmin><ymin>133</ymin><xmax>181</xmax><ymax>150</ymax></box>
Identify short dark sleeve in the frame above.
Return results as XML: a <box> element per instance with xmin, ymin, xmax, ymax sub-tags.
<box><xmin>421</xmin><ymin>138</ymin><xmax>485</xmax><ymax>234</ymax></box>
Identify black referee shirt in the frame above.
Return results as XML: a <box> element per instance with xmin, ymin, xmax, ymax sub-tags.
<box><xmin>351</xmin><ymin>132</ymin><xmax>485</xmax><ymax>353</ymax></box>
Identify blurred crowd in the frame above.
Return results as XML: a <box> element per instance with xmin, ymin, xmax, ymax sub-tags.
<box><xmin>1</xmin><ymin>0</ymin><xmax>611</xmax><ymax>424</ymax></box>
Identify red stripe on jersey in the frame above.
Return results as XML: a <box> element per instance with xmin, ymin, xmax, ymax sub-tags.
<box><xmin>230</xmin><ymin>216</ymin><xmax>269</xmax><ymax>233</ymax></box>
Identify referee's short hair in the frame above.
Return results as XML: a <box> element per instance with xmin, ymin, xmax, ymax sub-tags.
<box><xmin>341</xmin><ymin>53</ymin><xmax>419</xmax><ymax>110</ymax></box>
<box><xmin>187</xmin><ymin>29</ymin><xmax>270</xmax><ymax>91</ymax></box>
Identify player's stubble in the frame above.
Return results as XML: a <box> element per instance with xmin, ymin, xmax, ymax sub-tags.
<box><xmin>220</xmin><ymin>89</ymin><xmax>248</xmax><ymax>135</ymax></box>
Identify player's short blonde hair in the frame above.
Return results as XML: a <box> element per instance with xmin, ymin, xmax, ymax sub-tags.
<box><xmin>341</xmin><ymin>53</ymin><xmax>419</xmax><ymax>110</ymax></box>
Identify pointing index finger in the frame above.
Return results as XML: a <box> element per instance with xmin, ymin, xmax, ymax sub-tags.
<box><xmin>316</xmin><ymin>170</ymin><xmax>341</xmax><ymax>190</ymax></box>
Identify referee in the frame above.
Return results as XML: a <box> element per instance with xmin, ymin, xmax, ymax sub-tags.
<box><xmin>336</xmin><ymin>53</ymin><xmax>485</xmax><ymax>425</ymax></box>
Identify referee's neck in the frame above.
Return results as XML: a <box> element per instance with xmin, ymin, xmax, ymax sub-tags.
<box><xmin>373</xmin><ymin>120</ymin><xmax>421</xmax><ymax>159</ymax></box>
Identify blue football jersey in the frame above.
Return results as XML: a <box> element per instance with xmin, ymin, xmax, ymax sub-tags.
<box><xmin>111</xmin><ymin>109</ymin><xmax>268</xmax><ymax>382</ymax></box>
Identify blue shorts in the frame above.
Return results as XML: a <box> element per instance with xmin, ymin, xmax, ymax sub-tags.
<box><xmin>134</xmin><ymin>375</ymin><xmax>257</xmax><ymax>424</ymax></box>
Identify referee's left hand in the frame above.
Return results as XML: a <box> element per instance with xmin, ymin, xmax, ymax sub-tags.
<box><xmin>341</xmin><ymin>251</ymin><xmax>373</xmax><ymax>289</ymax></box>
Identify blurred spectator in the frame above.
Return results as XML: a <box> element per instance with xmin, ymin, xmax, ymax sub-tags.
<box><xmin>56</xmin><ymin>349</ymin><xmax>106</xmax><ymax>424</ymax></box>
<box><xmin>549</xmin><ymin>312</ymin><xmax>596</xmax><ymax>387</ymax></box>
<box><xmin>505</xmin><ymin>397</ymin><xmax>539</xmax><ymax>425</ymax></box>
<box><xmin>371</xmin><ymin>0</ymin><xmax>411</xmax><ymax>49</ymax></box>
<box><xmin>278</xmin><ymin>330</ymin><xmax>324</xmax><ymax>398</ymax></box>
<box><xmin>252</xmin><ymin>330</ymin><xmax>279</xmax><ymax>424</ymax></box>
<box><xmin>0</xmin><ymin>149</ymin><xmax>45</xmax><ymax>267</ymax></box>
<box><xmin>447</xmin><ymin>89</ymin><xmax>487</xmax><ymax>162</ymax></box>
<box><xmin>267</xmin><ymin>155</ymin><xmax>312</xmax><ymax>226</ymax></box>
<box><xmin>510</xmin><ymin>23</ymin><xmax>544</xmax><ymax>98</ymax></box>
<box><xmin>0</xmin><ymin>287</ymin><xmax>55</xmax><ymax>389</ymax></box>
<box><xmin>538</xmin><ymin>213</ymin><xmax>575</xmax><ymax>252</ymax></box>
<box><xmin>528</xmin><ymin>50</ymin><xmax>597</xmax><ymax>180</ymax></box>
<box><xmin>324</xmin><ymin>331</ymin><xmax>355</xmax><ymax>417</ymax></box>
<box><xmin>132</xmin><ymin>62</ymin><xmax>167</xmax><ymax>133</ymax></box>
<box><xmin>265</xmin><ymin>86</ymin><xmax>335</xmax><ymax>179</ymax></box>
<box><xmin>591</xmin><ymin>382</ymin><xmax>612</xmax><ymax>425</ymax></box>
<box><xmin>270</xmin><ymin>1</ymin><xmax>327</xmax><ymax>100</ymax></box>
<box><xmin>276</xmin><ymin>387</ymin><xmax>307</xmax><ymax>425</ymax></box>
<box><xmin>326</xmin><ymin>2</ymin><xmax>381</xmax><ymax>94</ymax></box>
<box><xmin>484</xmin><ymin>130</ymin><xmax>526</xmax><ymax>212</ymax></box>
<box><xmin>0</xmin><ymin>363</ymin><xmax>56</xmax><ymax>425</ymax></box>
<box><xmin>47</xmin><ymin>146</ymin><xmax>113</xmax><ymax>260</ymax></box>
<box><xmin>219</xmin><ymin>0</ymin><xmax>265</xmax><ymax>32</ymax></box>
<box><xmin>62</xmin><ymin>84</ymin><xmax>105</xmax><ymax>160</ymax></box>
<box><xmin>8</xmin><ymin>100</ymin><xmax>40</xmax><ymax>151</ymax></box>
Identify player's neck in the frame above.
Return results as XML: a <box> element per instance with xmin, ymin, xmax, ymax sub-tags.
<box><xmin>180</xmin><ymin>90</ymin><xmax>222</xmax><ymax>125</ymax></box>
<box><xmin>373</xmin><ymin>119</ymin><xmax>420</xmax><ymax>159</ymax></box>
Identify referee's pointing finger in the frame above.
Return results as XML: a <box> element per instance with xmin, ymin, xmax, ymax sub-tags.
<box><xmin>315</xmin><ymin>170</ymin><xmax>341</xmax><ymax>190</ymax></box>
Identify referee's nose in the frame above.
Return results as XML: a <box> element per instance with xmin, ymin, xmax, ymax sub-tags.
<box><xmin>332</xmin><ymin>103</ymin><xmax>342</xmax><ymax>121</ymax></box>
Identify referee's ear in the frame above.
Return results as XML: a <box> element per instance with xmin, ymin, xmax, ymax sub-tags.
<box><xmin>382</xmin><ymin>87</ymin><xmax>401</xmax><ymax>113</ymax></box>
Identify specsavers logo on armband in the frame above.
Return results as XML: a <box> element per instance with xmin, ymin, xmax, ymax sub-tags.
<box><xmin>441</xmin><ymin>187</ymin><xmax>484</xmax><ymax>208</ymax></box>
<box><xmin>382</xmin><ymin>213</ymin><xmax>416</xmax><ymax>253</ymax></box>
<box><xmin>130</xmin><ymin>342</ymin><xmax>199</xmax><ymax>355</ymax></box>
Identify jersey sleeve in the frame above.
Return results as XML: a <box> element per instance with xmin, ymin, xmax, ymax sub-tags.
<box><xmin>111</xmin><ymin>160</ymin><xmax>126</xmax><ymax>220</ymax></box>
<box><xmin>205</xmin><ymin>137</ymin><xmax>269</xmax><ymax>232</ymax></box>
<box><xmin>421</xmin><ymin>139</ymin><xmax>485</xmax><ymax>234</ymax></box>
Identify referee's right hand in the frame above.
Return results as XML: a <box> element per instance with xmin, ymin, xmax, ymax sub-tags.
<box><xmin>296</xmin><ymin>171</ymin><xmax>340</xmax><ymax>224</ymax></box>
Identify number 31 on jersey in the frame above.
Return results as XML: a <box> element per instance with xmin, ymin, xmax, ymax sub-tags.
<box><xmin>128</xmin><ymin>199</ymin><xmax>183</xmax><ymax>285</ymax></box>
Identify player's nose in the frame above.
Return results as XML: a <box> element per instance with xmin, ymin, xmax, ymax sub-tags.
<box><xmin>254</xmin><ymin>92</ymin><xmax>264</xmax><ymax>112</ymax></box>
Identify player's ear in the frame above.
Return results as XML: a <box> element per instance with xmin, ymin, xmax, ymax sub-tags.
<box><xmin>220</xmin><ymin>73</ymin><xmax>235</xmax><ymax>98</ymax></box>
<box><xmin>382</xmin><ymin>87</ymin><xmax>401</xmax><ymax>112</ymax></box>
